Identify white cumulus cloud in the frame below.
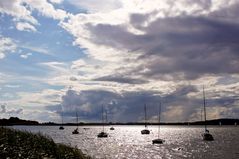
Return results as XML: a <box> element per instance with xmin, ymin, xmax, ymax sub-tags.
<box><xmin>20</xmin><ymin>52</ymin><xmax>32</xmax><ymax>59</ymax></box>
<box><xmin>49</xmin><ymin>0</ymin><xmax>64</xmax><ymax>4</ymax></box>
<box><xmin>0</xmin><ymin>0</ymin><xmax>69</xmax><ymax>32</ymax></box>
<box><xmin>16</xmin><ymin>22</ymin><xmax>37</xmax><ymax>32</ymax></box>
<box><xmin>0</xmin><ymin>36</ymin><xmax>16</xmax><ymax>59</ymax></box>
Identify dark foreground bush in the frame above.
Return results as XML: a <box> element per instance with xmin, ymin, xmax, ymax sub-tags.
<box><xmin>0</xmin><ymin>127</ymin><xmax>90</xmax><ymax>159</ymax></box>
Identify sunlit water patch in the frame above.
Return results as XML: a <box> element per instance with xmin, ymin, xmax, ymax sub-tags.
<box><xmin>13</xmin><ymin>125</ymin><xmax>239</xmax><ymax>159</ymax></box>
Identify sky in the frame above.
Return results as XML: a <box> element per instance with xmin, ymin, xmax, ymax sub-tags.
<box><xmin>0</xmin><ymin>0</ymin><xmax>239</xmax><ymax>123</ymax></box>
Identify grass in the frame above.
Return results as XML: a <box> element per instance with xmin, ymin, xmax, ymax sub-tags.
<box><xmin>0</xmin><ymin>127</ymin><xmax>90</xmax><ymax>159</ymax></box>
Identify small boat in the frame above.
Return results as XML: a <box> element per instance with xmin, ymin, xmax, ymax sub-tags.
<box><xmin>141</xmin><ymin>104</ymin><xmax>150</xmax><ymax>135</ymax></box>
<box><xmin>59</xmin><ymin>109</ymin><xmax>64</xmax><ymax>130</ymax></box>
<box><xmin>141</xmin><ymin>129</ymin><xmax>150</xmax><ymax>134</ymax></box>
<box><xmin>152</xmin><ymin>138</ymin><xmax>164</xmax><ymax>144</ymax></box>
<box><xmin>72</xmin><ymin>128</ymin><xmax>79</xmax><ymax>134</ymax></box>
<box><xmin>97</xmin><ymin>131</ymin><xmax>108</xmax><ymax>138</ymax></box>
<box><xmin>109</xmin><ymin>110</ymin><xmax>115</xmax><ymax>130</ymax></box>
<box><xmin>202</xmin><ymin>130</ymin><xmax>214</xmax><ymax>141</ymax></box>
<box><xmin>105</xmin><ymin>109</ymin><xmax>115</xmax><ymax>131</ymax></box>
<box><xmin>72</xmin><ymin>112</ymin><xmax>79</xmax><ymax>134</ymax></box>
<box><xmin>97</xmin><ymin>105</ymin><xmax>108</xmax><ymax>138</ymax></box>
<box><xmin>201</xmin><ymin>86</ymin><xmax>214</xmax><ymax>141</ymax></box>
<box><xmin>152</xmin><ymin>101</ymin><xmax>164</xmax><ymax>144</ymax></box>
<box><xmin>59</xmin><ymin>126</ymin><xmax>64</xmax><ymax>130</ymax></box>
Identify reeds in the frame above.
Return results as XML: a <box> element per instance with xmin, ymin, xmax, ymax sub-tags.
<box><xmin>0</xmin><ymin>127</ymin><xmax>90</xmax><ymax>159</ymax></box>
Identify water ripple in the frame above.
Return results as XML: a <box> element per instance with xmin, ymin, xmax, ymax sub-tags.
<box><xmin>13</xmin><ymin>125</ymin><xmax>239</xmax><ymax>159</ymax></box>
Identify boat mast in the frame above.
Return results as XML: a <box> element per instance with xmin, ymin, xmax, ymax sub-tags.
<box><xmin>105</xmin><ymin>109</ymin><xmax>108</xmax><ymax>125</ymax></box>
<box><xmin>203</xmin><ymin>86</ymin><xmax>207</xmax><ymax>132</ymax></box>
<box><xmin>144</xmin><ymin>104</ymin><xmax>147</xmax><ymax>128</ymax></box>
<box><xmin>61</xmin><ymin>110</ymin><xmax>64</xmax><ymax>126</ymax></box>
<box><xmin>102</xmin><ymin>105</ymin><xmax>104</xmax><ymax>132</ymax></box>
<box><xmin>158</xmin><ymin>101</ymin><xmax>161</xmax><ymax>139</ymax></box>
<box><xmin>76</xmin><ymin>112</ymin><xmax>78</xmax><ymax>129</ymax></box>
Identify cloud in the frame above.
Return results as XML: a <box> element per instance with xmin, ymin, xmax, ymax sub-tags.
<box><xmin>68</xmin><ymin>0</ymin><xmax>122</xmax><ymax>13</ymax></box>
<box><xmin>0</xmin><ymin>35</ymin><xmax>16</xmax><ymax>59</ymax></box>
<box><xmin>44</xmin><ymin>84</ymin><xmax>239</xmax><ymax>123</ymax></box>
<box><xmin>57</xmin><ymin>0</ymin><xmax>239</xmax><ymax>102</ymax></box>
<box><xmin>0</xmin><ymin>0</ymin><xmax>38</xmax><ymax>25</ymax></box>
<box><xmin>5</xmin><ymin>84</ymin><xmax>20</xmax><ymax>88</ymax></box>
<box><xmin>14</xmin><ymin>88</ymin><xmax>63</xmax><ymax>107</ymax></box>
<box><xmin>0</xmin><ymin>104</ymin><xmax>6</xmax><ymax>113</ymax></box>
<box><xmin>69</xmin><ymin>76</ymin><xmax>77</xmax><ymax>81</ymax></box>
<box><xmin>94</xmin><ymin>75</ymin><xmax>148</xmax><ymax>84</ymax></box>
<box><xmin>1</xmin><ymin>0</ymin><xmax>239</xmax><ymax>123</ymax></box>
<box><xmin>16</xmin><ymin>22</ymin><xmax>36</xmax><ymax>32</ymax></box>
<box><xmin>0</xmin><ymin>0</ymin><xmax>68</xmax><ymax>32</ymax></box>
<box><xmin>87</xmin><ymin>15</ymin><xmax>239</xmax><ymax>80</ymax></box>
<box><xmin>0</xmin><ymin>104</ymin><xmax>23</xmax><ymax>115</ymax></box>
<box><xmin>49</xmin><ymin>0</ymin><xmax>64</xmax><ymax>4</ymax></box>
<box><xmin>20</xmin><ymin>52</ymin><xmax>32</xmax><ymax>59</ymax></box>
<box><xmin>53</xmin><ymin>1</ymin><xmax>239</xmax><ymax>123</ymax></box>
<box><xmin>7</xmin><ymin>108</ymin><xmax>23</xmax><ymax>114</ymax></box>
<box><xmin>0</xmin><ymin>100</ymin><xmax>62</xmax><ymax>122</ymax></box>
<box><xmin>0</xmin><ymin>73</ymin><xmax>13</xmax><ymax>84</ymax></box>
<box><xmin>22</xmin><ymin>109</ymin><xmax>59</xmax><ymax>122</ymax></box>
<box><xmin>39</xmin><ymin>61</ymin><xmax>69</xmax><ymax>74</ymax></box>
<box><xmin>20</xmin><ymin>44</ymin><xmax>50</xmax><ymax>55</ymax></box>
<box><xmin>26</xmin><ymin>0</ymin><xmax>68</xmax><ymax>20</ymax></box>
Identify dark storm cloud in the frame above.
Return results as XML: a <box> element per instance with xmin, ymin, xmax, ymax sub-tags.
<box><xmin>87</xmin><ymin>9</ymin><xmax>239</xmax><ymax>80</ymax></box>
<box><xmin>45</xmin><ymin>104</ymin><xmax>62</xmax><ymax>112</ymax></box>
<box><xmin>210</xmin><ymin>2</ymin><xmax>239</xmax><ymax>20</ymax></box>
<box><xmin>46</xmin><ymin>85</ymin><xmax>239</xmax><ymax>122</ymax></box>
<box><xmin>44</xmin><ymin>1</ymin><xmax>239</xmax><ymax>122</ymax></box>
<box><xmin>93</xmin><ymin>75</ymin><xmax>148</xmax><ymax>84</ymax></box>
<box><xmin>165</xmin><ymin>85</ymin><xmax>198</xmax><ymax>100</ymax></box>
<box><xmin>47</xmin><ymin>88</ymin><xmax>162</xmax><ymax>122</ymax></box>
<box><xmin>60</xmin><ymin>89</ymin><xmax>120</xmax><ymax>121</ymax></box>
<box><xmin>162</xmin><ymin>85</ymin><xmax>239</xmax><ymax>121</ymax></box>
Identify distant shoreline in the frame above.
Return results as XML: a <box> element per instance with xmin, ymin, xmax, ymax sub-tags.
<box><xmin>1</xmin><ymin>117</ymin><xmax>238</xmax><ymax>126</ymax></box>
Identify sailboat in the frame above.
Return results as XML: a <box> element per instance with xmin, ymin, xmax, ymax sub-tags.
<box><xmin>202</xmin><ymin>86</ymin><xmax>214</xmax><ymax>141</ymax></box>
<box><xmin>59</xmin><ymin>108</ymin><xmax>64</xmax><ymax>130</ymax></box>
<box><xmin>108</xmin><ymin>110</ymin><xmax>115</xmax><ymax>130</ymax></box>
<box><xmin>72</xmin><ymin>112</ymin><xmax>79</xmax><ymax>134</ymax></box>
<box><xmin>141</xmin><ymin>104</ymin><xmax>150</xmax><ymax>134</ymax></box>
<box><xmin>97</xmin><ymin>105</ymin><xmax>108</xmax><ymax>138</ymax></box>
<box><xmin>59</xmin><ymin>126</ymin><xmax>64</xmax><ymax>130</ymax></box>
<box><xmin>59</xmin><ymin>107</ymin><xmax>64</xmax><ymax>130</ymax></box>
<box><xmin>152</xmin><ymin>101</ymin><xmax>164</xmax><ymax>144</ymax></box>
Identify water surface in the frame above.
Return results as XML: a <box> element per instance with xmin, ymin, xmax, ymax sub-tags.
<box><xmin>13</xmin><ymin>125</ymin><xmax>239</xmax><ymax>159</ymax></box>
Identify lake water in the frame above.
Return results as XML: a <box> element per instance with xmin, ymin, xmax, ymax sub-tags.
<box><xmin>13</xmin><ymin>125</ymin><xmax>239</xmax><ymax>159</ymax></box>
